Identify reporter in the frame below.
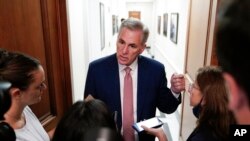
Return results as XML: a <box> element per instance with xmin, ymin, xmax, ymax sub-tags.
<box><xmin>52</xmin><ymin>99</ymin><xmax>122</xmax><ymax>141</ymax></box>
<box><xmin>142</xmin><ymin>66</ymin><xmax>235</xmax><ymax>141</ymax></box>
<box><xmin>0</xmin><ymin>49</ymin><xmax>51</xmax><ymax>141</ymax></box>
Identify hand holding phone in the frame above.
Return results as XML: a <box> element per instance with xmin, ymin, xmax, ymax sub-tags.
<box><xmin>132</xmin><ymin>117</ymin><xmax>163</xmax><ymax>132</ymax></box>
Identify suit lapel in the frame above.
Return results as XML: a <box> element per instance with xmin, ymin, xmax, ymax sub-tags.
<box><xmin>108</xmin><ymin>54</ymin><xmax>122</xmax><ymax>129</ymax></box>
<box><xmin>137</xmin><ymin>56</ymin><xmax>148</xmax><ymax>121</ymax></box>
<box><xmin>108</xmin><ymin>54</ymin><xmax>121</xmax><ymax>108</ymax></box>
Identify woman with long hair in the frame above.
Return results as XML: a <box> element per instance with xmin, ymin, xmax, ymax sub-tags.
<box><xmin>142</xmin><ymin>66</ymin><xmax>235</xmax><ymax>141</ymax></box>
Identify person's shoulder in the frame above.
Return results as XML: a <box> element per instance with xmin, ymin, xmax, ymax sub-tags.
<box><xmin>188</xmin><ymin>126</ymin><xmax>220</xmax><ymax>141</ymax></box>
<box><xmin>23</xmin><ymin>106</ymin><xmax>37</xmax><ymax>118</ymax></box>
<box><xmin>90</xmin><ymin>53</ymin><xmax>116</xmax><ymax>66</ymax></box>
<box><xmin>139</xmin><ymin>55</ymin><xmax>164</xmax><ymax>68</ymax></box>
<box><xmin>24</xmin><ymin>106</ymin><xmax>33</xmax><ymax>113</ymax></box>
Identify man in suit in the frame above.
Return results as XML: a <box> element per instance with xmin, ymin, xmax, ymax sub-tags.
<box><xmin>84</xmin><ymin>18</ymin><xmax>185</xmax><ymax>141</ymax></box>
<box><xmin>216</xmin><ymin>0</ymin><xmax>250</xmax><ymax>124</ymax></box>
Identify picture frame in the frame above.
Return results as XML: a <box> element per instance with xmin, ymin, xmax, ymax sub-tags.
<box><xmin>112</xmin><ymin>15</ymin><xmax>119</xmax><ymax>35</ymax></box>
<box><xmin>112</xmin><ymin>15</ymin><xmax>116</xmax><ymax>35</ymax></box>
<box><xmin>100</xmin><ymin>2</ymin><xmax>105</xmax><ymax>50</ymax></box>
<box><xmin>163</xmin><ymin>13</ymin><xmax>168</xmax><ymax>37</ymax></box>
<box><xmin>170</xmin><ymin>13</ymin><xmax>179</xmax><ymax>44</ymax></box>
<box><xmin>157</xmin><ymin>16</ymin><xmax>161</xmax><ymax>35</ymax></box>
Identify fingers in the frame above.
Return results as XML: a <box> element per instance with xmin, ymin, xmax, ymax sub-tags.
<box><xmin>171</xmin><ymin>74</ymin><xmax>185</xmax><ymax>93</ymax></box>
<box><xmin>141</xmin><ymin>125</ymin><xmax>166</xmax><ymax>140</ymax></box>
<box><xmin>141</xmin><ymin>125</ymin><xmax>154</xmax><ymax>135</ymax></box>
<box><xmin>141</xmin><ymin>125</ymin><xmax>161</xmax><ymax>135</ymax></box>
<box><xmin>141</xmin><ymin>125</ymin><xmax>149</xmax><ymax>131</ymax></box>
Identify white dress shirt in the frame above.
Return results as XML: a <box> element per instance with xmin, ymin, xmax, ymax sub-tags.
<box><xmin>119</xmin><ymin>58</ymin><xmax>138</xmax><ymax>140</ymax></box>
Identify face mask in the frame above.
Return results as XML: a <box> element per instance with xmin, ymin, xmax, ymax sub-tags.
<box><xmin>192</xmin><ymin>98</ymin><xmax>203</xmax><ymax>118</ymax></box>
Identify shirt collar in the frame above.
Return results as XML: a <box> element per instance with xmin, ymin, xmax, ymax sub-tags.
<box><xmin>118</xmin><ymin>58</ymin><xmax>138</xmax><ymax>72</ymax></box>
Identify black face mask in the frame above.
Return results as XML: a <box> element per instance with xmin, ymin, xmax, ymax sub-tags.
<box><xmin>192</xmin><ymin>98</ymin><xmax>203</xmax><ymax>118</ymax></box>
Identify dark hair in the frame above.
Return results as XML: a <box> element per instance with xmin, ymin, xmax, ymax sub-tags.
<box><xmin>0</xmin><ymin>81</ymin><xmax>16</xmax><ymax>141</ymax></box>
<box><xmin>216</xmin><ymin>0</ymin><xmax>250</xmax><ymax>106</ymax></box>
<box><xmin>0</xmin><ymin>122</ymin><xmax>16</xmax><ymax>141</ymax></box>
<box><xmin>52</xmin><ymin>99</ymin><xmax>121</xmax><ymax>141</ymax></box>
<box><xmin>119</xmin><ymin>18</ymin><xmax>149</xmax><ymax>44</ymax></box>
<box><xmin>0</xmin><ymin>49</ymin><xmax>41</xmax><ymax>90</ymax></box>
<box><xmin>121</xmin><ymin>18</ymin><xmax>125</xmax><ymax>22</ymax></box>
<box><xmin>195</xmin><ymin>66</ymin><xmax>235</xmax><ymax>140</ymax></box>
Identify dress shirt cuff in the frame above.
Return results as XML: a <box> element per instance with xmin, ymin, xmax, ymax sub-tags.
<box><xmin>171</xmin><ymin>89</ymin><xmax>180</xmax><ymax>99</ymax></box>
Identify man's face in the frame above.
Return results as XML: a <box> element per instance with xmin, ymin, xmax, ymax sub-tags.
<box><xmin>116</xmin><ymin>27</ymin><xmax>145</xmax><ymax>66</ymax></box>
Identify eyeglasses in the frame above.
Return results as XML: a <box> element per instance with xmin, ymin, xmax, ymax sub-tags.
<box><xmin>36</xmin><ymin>82</ymin><xmax>46</xmax><ymax>92</ymax></box>
<box><xmin>188</xmin><ymin>83</ymin><xmax>199</xmax><ymax>92</ymax></box>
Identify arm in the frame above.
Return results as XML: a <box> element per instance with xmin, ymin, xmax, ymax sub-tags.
<box><xmin>157</xmin><ymin>68</ymin><xmax>183</xmax><ymax>113</ymax></box>
<box><xmin>141</xmin><ymin>126</ymin><xmax>168</xmax><ymax>141</ymax></box>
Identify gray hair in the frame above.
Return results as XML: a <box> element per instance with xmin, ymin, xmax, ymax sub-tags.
<box><xmin>118</xmin><ymin>18</ymin><xmax>149</xmax><ymax>44</ymax></box>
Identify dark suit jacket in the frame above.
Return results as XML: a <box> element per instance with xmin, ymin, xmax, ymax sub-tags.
<box><xmin>84</xmin><ymin>53</ymin><xmax>181</xmax><ymax>141</ymax></box>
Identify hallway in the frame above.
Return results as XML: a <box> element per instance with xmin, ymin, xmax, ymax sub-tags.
<box><xmin>0</xmin><ymin>0</ymin><xmax>219</xmax><ymax>140</ymax></box>
<box><xmin>67</xmin><ymin>0</ymin><xmax>218</xmax><ymax>140</ymax></box>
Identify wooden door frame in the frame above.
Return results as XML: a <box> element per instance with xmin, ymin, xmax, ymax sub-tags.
<box><xmin>40</xmin><ymin>0</ymin><xmax>72</xmax><ymax>130</ymax></box>
<box><xmin>0</xmin><ymin>0</ymin><xmax>72</xmax><ymax>131</ymax></box>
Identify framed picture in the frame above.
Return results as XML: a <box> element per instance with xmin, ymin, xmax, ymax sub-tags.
<box><xmin>100</xmin><ymin>2</ymin><xmax>105</xmax><ymax>50</ymax></box>
<box><xmin>112</xmin><ymin>15</ymin><xmax>116</xmax><ymax>35</ymax></box>
<box><xmin>115</xmin><ymin>16</ymin><xmax>118</xmax><ymax>33</ymax></box>
<box><xmin>163</xmin><ymin>13</ymin><xmax>168</xmax><ymax>37</ymax></box>
<box><xmin>112</xmin><ymin>15</ymin><xmax>119</xmax><ymax>35</ymax></box>
<box><xmin>170</xmin><ymin>13</ymin><xmax>179</xmax><ymax>43</ymax></box>
<box><xmin>157</xmin><ymin>16</ymin><xmax>161</xmax><ymax>35</ymax></box>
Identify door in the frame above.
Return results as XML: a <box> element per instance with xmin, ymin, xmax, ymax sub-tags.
<box><xmin>0</xmin><ymin>0</ymin><xmax>72</xmax><ymax>131</ymax></box>
<box><xmin>129</xmin><ymin>11</ymin><xmax>141</xmax><ymax>19</ymax></box>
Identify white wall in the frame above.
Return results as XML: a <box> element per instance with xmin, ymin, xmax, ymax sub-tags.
<box><xmin>67</xmin><ymin>0</ymin><xmax>119</xmax><ymax>102</ymax></box>
<box><xmin>152</xmin><ymin>0</ymin><xmax>189</xmax><ymax>74</ymax></box>
<box><xmin>66</xmin><ymin>0</ymin><xmax>88</xmax><ymax>102</ymax></box>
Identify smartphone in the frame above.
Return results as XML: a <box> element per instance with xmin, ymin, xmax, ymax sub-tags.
<box><xmin>132</xmin><ymin>117</ymin><xmax>163</xmax><ymax>132</ymax></box>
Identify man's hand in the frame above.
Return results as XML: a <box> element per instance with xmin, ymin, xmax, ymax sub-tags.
<box><xmin>170</xmin><ymin>73</ymin><xmax>185</xmax><ymax>94</ymax></box>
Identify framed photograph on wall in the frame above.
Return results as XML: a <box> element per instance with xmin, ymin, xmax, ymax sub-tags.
<box><xmin>163</xmin><ymin>13</ymin><xmax>168</xmax><ymax>37</ymax></box>
<box><xmin>100</xmin><ymin>2</ymin><xmax>105</xmax><ymax>50</ymax></box>
<box><xmin>170</xmin><ymin>13</ymin><xmax>179</xmax><ymax>43</ymax></box>
<box><xmin>157</xmin><ymin>16</ymin><xmax>161</xmax><ymax>35</ymax></box>
<box><xmin>112</xmin><ymin>15</ymin><xmax>116</xmax><ymax>35</ymax></box>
